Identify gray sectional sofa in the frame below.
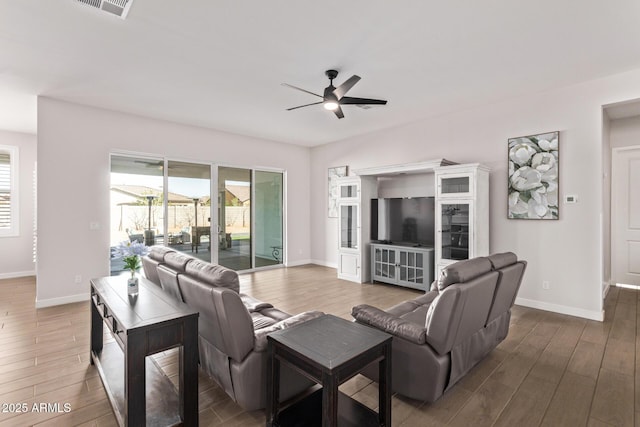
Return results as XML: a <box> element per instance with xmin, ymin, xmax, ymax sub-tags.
<box><xmin>143</xmin><ymin>247</ymin><xmax>525</xmax><ymax>407</ymax></box>
<box><xmin>141</xmin><ymin>247</ymin><xmax>323</xmax><ymax>411</ymax></box>
<box><xmin>351</xmin><ymin>252</ymin><xmax>526</xmax><ymax>402</ymax></box>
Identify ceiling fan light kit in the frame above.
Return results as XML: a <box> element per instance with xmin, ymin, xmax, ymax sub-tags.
<box><xmin>283</xmin><ymin>69</ymin><xmax>387</xmax><ymax>119</ymax></box>
<box><xmin>323</xmin><ymin>102</ymin><xmax>339</xmax><ymax>111</ymax></box>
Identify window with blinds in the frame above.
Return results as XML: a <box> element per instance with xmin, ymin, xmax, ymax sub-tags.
<box><xmin>0</xmin><ymin>145</ymin><xmax>18</xmax><ymax>237</ymax></box>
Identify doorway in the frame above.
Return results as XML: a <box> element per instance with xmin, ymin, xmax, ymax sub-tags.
<box><xmin>611</xmin><ymin>146</ymin><xmax>640</xmax><ymax>286</ymax></box>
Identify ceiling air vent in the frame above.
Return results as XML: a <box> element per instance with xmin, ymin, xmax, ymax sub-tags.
<box><xmin>76</xmin><ymin>0</ymin><xmax>132</xmax><ymax>19</ymax></box>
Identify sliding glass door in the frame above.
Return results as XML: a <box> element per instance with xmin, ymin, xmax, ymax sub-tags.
<box><xmin>167</xmin><ymin>161</ymin><xmax>212</xmax><ymax>262</ymax></box>
<box><xmin>109</xmin><ymin>155</ymin><xmax>164</xmax><ymax>274</ymax></box>
<box><xmin>110</xmin><ymin>154</ymin><xmax>284</xmax><ymax>273</ymax></box>
<box><xmin>216</xmin><ymin>167</ymin><xmax>284</xmax><ymax>270</ymax></box>
<box><xmin>217</xmin><ymin>167</ymin><xmax>252</xmax><ymax>270</ymax></box>
<box><xmin>254</xmin><ymin>170</ymin><xmax>283</xmax><ymax>267</ymax></box>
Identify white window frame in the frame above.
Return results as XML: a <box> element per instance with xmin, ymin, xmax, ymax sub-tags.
<box><xmin>0</xmin><ymin>145</ymin><xmax>19</xmax><ymax>237</ymax></box>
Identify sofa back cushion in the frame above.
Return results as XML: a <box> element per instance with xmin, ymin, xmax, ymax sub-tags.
<box><xmin>157</xmin><ymin>264</ymin><xmax>185</xmax><ymax>302</ymax></box>
<box><xmin>185</xmin><ymin>259</ymin><xmax>240</xmax><ymax>293</ymax></box>
<box><xmin>178</xmin><ymin>278</ymin><xmax>254</xmax><ymax>363</ymax></box>
<box><xmin>141</xmin><ymin>256</ymin><xmax>162</xmax><ymax>287</ymax></box>
<box><xmin>179</xmin><ymin>278</ymin><xmax>228</xmax><ymax>352</ymax></box>
<box><xmin>211</xmin><ymin>287</ymin><xmax>255</xmax><ymax>362</ymax></box>
<box><xmin>426</xmin><ymin>270</ymin><xmax>499</xmax><ymax>355</ymax></box>
<box><xmin>487</xmin><ymin>252</ymin><xmax>517</xmax><ymax>270</ymax></box>
<box><xmin>141</xmin><ymin>246</ymin><xmax>175</xmax><ymax>287</ymax></box>
<box><xmin>164</xmin><ymin>251</ymin><xmax>193</xmax><ymax>272</ymax></box>
<box><xmin>437</xmin><ymin>257</ymin><xmax>493</xmax><ymax>290</ymax></box>
<box><xmin>149</xmin><ymin>245</ymin><xmax>174</xmax><ymax>262</ymax></box>
<box><xmin>486</xmin><ymin>260</ymin><xmax>527</xmax><ymax>324</ymax></box>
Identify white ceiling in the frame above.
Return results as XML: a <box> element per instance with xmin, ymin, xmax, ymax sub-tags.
<box><xmin>2</xmin><ymin>1</ymin><xmax>640</xmax><ymax>147</ymax></box>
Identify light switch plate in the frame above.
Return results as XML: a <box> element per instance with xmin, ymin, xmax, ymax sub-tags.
<box><xmin>565</xmin><ymin>195</ymin><xmax>578</xmax><ymax>204</ymax></box>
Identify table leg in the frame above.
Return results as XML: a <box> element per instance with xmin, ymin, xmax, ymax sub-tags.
<box><xmin>90</xmin><ymin>299</ymin><xmax>103</xmax><ymax>364</ymax></box>
<box><xmin>322</xmin><ymin>372</ymin><xmax>338</xmax><ymax>427</ymax></box>
<box><xmin>379</xmin><ymin>342</ymin><xmax>392</xmax><ymax>427</ymax></box>
<box><xmin>181</xmin><ymin>317</ymin><xmax>199</xmax><ymax>426</ymax></box>
<box><xmin>125</xmin><ymin>336</ymin><xmax>146</xmax><ymax>427</ymax></box>
<box><xmin>266</xmin><ymin>341</ymin><xmax>280</xmax><ymax>427</ymax></box>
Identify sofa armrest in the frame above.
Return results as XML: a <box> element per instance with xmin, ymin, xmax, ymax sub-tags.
<box><xmin>254</xmin><ymin>311</ymin><xmax>325</xmax><ymax>352</ymax></box>
<box><xmin>352</xmin><ymin>304</ymin><xmax>427</xmax><ymax>344</ymax></box>
<box><xmin>240</xmin><ymin>293</ymin><xmax>274</xmax><ymax>312</ymax></box>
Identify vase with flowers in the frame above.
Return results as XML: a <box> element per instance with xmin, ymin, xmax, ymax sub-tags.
<box><xmin>114</xmin><ymin>241</ymin><xmax>150</xmax><ymax>295</ymax></box>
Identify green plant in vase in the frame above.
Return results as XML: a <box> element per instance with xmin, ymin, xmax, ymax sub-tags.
<box><xmin>114</xmin><ymin>241</ymin><xmax>150</xmax><ymax>295</ymax></box>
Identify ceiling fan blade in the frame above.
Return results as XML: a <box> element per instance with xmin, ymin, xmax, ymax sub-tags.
<box><xmin>281</xmin><ymin>83</ymin><xmax>324</xmax><ymax>99</ymax></box>
<box><xmin>286</xmin><ymin>101</ymin><xmax>324</xmax><ymax>111</ymax></box>
<box><xmin>339</xmin><ymin>97</ymin><xmax>387</xmax><ymax>105</ymax></box>
<box><xmin>332</xmin><ymin>75</ymin><xmax>361</xmax><ymax>99</ymax></box>
<box><xmin>334</xmin><ymin>105</ymin><xmax>345</xmax><ymax>119</ymax></box>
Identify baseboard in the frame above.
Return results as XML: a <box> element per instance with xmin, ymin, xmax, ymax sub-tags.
<box><xmin>515</xmin><ymin>297</ymin><xmax>604</xmax><ymax>322</ymax></box>
<box><xmin>284</xmin><ymin>259</ymin><xmax>312</xmax><ymax>267</ymax></box>
<box><xmin>0</xmin><ymin>270</ymin><xmax>36</xmax><ymax>280</ymax></box>
<box><xmin>308</xmin><ymin>259</ymin><xmax>337</xmax><ymax>269</ymax></box>
<box><xmin>35</xmin><ymin>292</ymin><xmax>90</xmax><ymax>308</ymax></box>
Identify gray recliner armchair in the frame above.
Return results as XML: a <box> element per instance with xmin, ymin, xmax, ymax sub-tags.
<box><xmin>352</xmin><ymin>252</ymin><xmax>526</xmax><ymax>402</ymax></box>
<box><xmin>178</xmin><ymin>283</ymin><xmax>324</xmax><ymax>411</ymax></box>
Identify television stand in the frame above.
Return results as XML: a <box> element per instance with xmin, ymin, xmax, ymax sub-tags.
<box><xmin>371</xmin><ymin>243</ymin><xmax>434</xmax><ymax>291</ymax></box>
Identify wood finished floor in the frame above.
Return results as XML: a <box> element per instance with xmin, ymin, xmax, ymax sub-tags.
<box><xmin>0</xmin><ymin>265</ymin><xmax>636</xmax><ymax>426</ymax></box>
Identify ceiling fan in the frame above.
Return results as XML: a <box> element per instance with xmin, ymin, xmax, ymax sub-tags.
<box><xmin>282</xmin><ymin>70</ymin><xmax>387</xmax><ymax>119</ymax></box>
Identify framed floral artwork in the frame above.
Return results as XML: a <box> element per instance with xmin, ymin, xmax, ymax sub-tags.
<box><xmin>328</xmin><ymin>166</ymin><xmax>348</xmax><ymax>217</ymax></box>
<box><xmin>508</xmin><ymin>131</ymin><xmax>559</xmax><ymax>219</ymax></box>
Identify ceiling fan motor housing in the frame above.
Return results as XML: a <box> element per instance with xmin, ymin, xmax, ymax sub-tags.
<box><xmin>325</xmin><ymin>69</ymin><xmax>339</xmax><ymax>80</ymax></box>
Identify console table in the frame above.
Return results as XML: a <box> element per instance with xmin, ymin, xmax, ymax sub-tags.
<box><xmin>266</xmin><ymin>314</ymin><xmax>392</xmax><ymax>427</ymax></box>
<box><xmin>90</xmin><ymin>276</ymin><xmax>199</xmax><ymax>426</ymax></box>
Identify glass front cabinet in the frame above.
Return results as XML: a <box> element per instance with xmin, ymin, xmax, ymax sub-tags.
<box><xmin>336</xmin><ymin>176</ymin><xmax>377</xmax><ymax>283</ymax></box>
<box><xmin>339</xmin><ymin>203</ymin><xmax>359</xmax><ymax>251</ymax></box>
<box><xmin>434</xmin><ymin>164</ymin><xmax>490</xmax><ymax>278</ymax></box>
<box><xmin>437</xmin><ymin>201</ymin><xmax>472</xmax><ymax>262</ymax></box>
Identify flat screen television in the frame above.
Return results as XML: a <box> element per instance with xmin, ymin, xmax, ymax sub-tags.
<box><xmin>370</xmin><ymin>197</ymin><xmax>435</xmax><ymax>246</ymax></box>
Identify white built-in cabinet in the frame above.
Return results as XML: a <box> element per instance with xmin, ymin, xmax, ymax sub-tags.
<box><xmin>336</xmin><ymin>176</ymin><xmax>376</xmax><ymax>283</ymax></box>
<box><xmin>434</xmin><ymin>164</ymin><xmax>490</xmax><ymax>278</ymax></box>
<box><xmin>335</xmin><ymin>160</ymin><xmax>489</xmax><ymax>288</ymax></box>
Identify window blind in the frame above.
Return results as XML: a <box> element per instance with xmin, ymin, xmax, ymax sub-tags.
<box><xmin>0</xmin><ymin>152</ymin><xmax>10</xmax><ymax>229</ymax></box>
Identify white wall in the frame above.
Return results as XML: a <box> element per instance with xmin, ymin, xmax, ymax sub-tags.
<box><xmin>609</xmin><ymin>115</ymin><xmax>640</xmax><ymax>148</ymax></box>
<box><xmin>311</xmin><ymin>68</ymin><xmax>640</xmax><ymax>321</ymax></box>
<box><xmin>37</xmin><ymin>98</ymin><xmax>310</xmax><ymax>307</ymax></box>
<box><xmin>0</xmin><ymin>130</ymin><xmax>36</xmax><ymax>278</ymax></box>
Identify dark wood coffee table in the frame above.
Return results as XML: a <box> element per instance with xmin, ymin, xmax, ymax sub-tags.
<box><xmin>266</xmin><ymin>314</ymin><xmax>392</xmax><ymax>427</ymax></box>
<box><xmin>90</xmin><ymin>275</ymin><xmax>199</xmax><ymax>426</ymax></box>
